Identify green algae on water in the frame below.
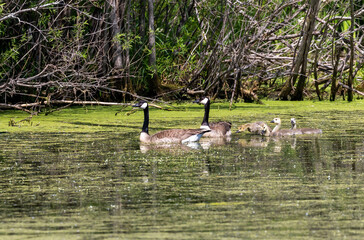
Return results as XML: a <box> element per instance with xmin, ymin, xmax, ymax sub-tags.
<box><xmin>1</xmin><ymin>100</ymin><xmax>364</xmax><ymax>239</ymax></box>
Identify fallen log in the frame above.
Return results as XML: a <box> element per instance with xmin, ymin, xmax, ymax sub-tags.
<box><xmin>0</xmin><ymin>103</ymin><xmax>32</xmax><ymax>113</ymax></box>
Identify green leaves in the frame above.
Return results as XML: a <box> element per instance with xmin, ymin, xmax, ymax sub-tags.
<box><xmin>113</xmin><ymin>33</ymin><xmax>141</xmax><ymax>51</ymax></box>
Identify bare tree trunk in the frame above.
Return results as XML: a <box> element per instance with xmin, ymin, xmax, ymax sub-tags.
<box><xmin>291</xmin><ymin>0</ymin><xmax>320</xmax><ymax>100</ymax></box>
<box><xmin>279</xmin><ymin>0</ymin><xmax>320</xmax><ymax>100</ymax></box>
<box><xmin>348</xmin><ymin>0</ymin><xmax>355</xmax><ymax>102</ymax></box>
<box><xmin>124</xmin><ymin>0</ymin><xmax>132</xmax><ymax>100</ymax></box>
<box><xmin>109</xmin><ymin>0</ymin><xmax>123</xmax><ymax>69</ymax></box>
<box><xmin>101</xmin><ymin>3</ymin><xmax>110</xmax><ymax>77</ymax></box>
<box><xmin>330</xmin><ymin>44</ymin><xmax>343</xmax><ymax>101</ymax></box>
<box><xmin>230</xmin><ymin>70</ymin><xmax>239</xmax><ymax>110</ymax></box>
<box><xmin>312</xmin><ymin>5</ymin><xmax>332</xmax><ymax>101</ymax></box>
<box><xmin>147</xmin><ymin>0</ymin><xmax>159</xmax><ymax>96</ymax></box>
<box><xmin>139</xmin><ymin>0</ymin><xmax>146</xmax><ymax>39</ymax></box>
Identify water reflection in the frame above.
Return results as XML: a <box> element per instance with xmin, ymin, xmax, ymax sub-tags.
<box><xmin>238</xmin><ymin>136</ymin><xmax>269</xmax><ymax>148</ymax></box>
<box><xmin>199</xmin><ymin>136</ymin><xmax>231</xmax><ymax>149</ymax></box>
<box><xmin>237</xmin><ymin>134</ymin><xmax>324</xmax><ymax>153</ymax></box>
<box><xmin>139</xmin><ymin>137</ymin><xmax>232</xmax><ymax>152</ymax></box>
<box><xmin>1</xmin><ymin>130</ymin><xmax>364</xmax><ymax>238</ymax></box>
<box><xmin>139</xmin><ymin>142</ymin><xmax>202</xmax><ymax>153</ymax></box>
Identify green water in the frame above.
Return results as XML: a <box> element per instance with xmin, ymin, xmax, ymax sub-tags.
<box><xmin>1</xmin><ymin>100</ymin><xmax>364</xmax><ymax>239</ymax></box>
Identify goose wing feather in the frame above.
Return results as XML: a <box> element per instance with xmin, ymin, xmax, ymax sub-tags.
<box><xmin>150</xmin><ymin>129</ymin><xmax>207</xmax><ymax>143</ymax></box>
<box><xmin>209</xmin><ymin>121</ymin><xmax>232</xmax><ymax>136</ymax></box>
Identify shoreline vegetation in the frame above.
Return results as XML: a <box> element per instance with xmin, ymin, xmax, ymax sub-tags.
<box><xmin>1</xmin><ymin>99</ymin><xmax>364</xmax><ymax>133</ymax></box>
<box><xmin>0</xmin><ymin>1</ymin><xmax>363</xmax><ymax>112</ymax></box>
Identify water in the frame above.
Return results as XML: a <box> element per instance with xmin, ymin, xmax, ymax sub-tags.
<box><xmin>1</xmin><ymin>105</ymin><xmax>364</xmax><ymax>239</ymax></box>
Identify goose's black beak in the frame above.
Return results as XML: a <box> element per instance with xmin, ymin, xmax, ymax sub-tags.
<box><xmin>235</xmin><ymin>130</ymin><xmax>241</xmax><ymax>133</ymax></box>
<box><xmin>133</xmin><ymin>102</ymin><xmax>142</xmax><ymax>107</ymax></box>
<box><xmin>193</xmin><ymin>99</ymin><xmax>200</xmax><ymax>104</ymax></box>
<box><xmin>270</xmin><ymin>120</ymin><xmax>274</xmax><ymax>123</ymax></box>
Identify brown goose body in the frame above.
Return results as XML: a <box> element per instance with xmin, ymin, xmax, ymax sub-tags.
<box><xmin>134</xmin><ymin>101</ymin><xmax>210</xmax><ymax>144</ymax></box>
<box><xmin>194</xmin><ymin>97</ymin><xmax>232</xmax><ymax>137</ymax></box>
<box><xmin>204</xmin><ymin>121</ymin><xmax>232</xmax><ymax>137</ymax></box>
<box><xmin>141</xmin><ymin>129</ymin><xmax>210</xmax><ymax>144</ymax></box>
<box><xmin>291</xmin><ymin>118</ymin><xmax>322</xmax><ymax>135</ymax></box>
<box><xmin>299</xmin><ymin>128</ymin><xmax>322</xmax><ymax>134</ymax></box>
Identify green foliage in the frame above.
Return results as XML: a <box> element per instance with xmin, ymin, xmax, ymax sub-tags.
<box><xmin>72</xmin><ymin>16</ymin><xmax>89</xmax><ymax>40</ymax></box>
<box><xmin>113</xmin><ymin>33</ymin><xmax>141</xmax><ymax>51</ymax></box>
<box><xmin>0</xmin><ymin>38</ymin><xmax>20</xmax><ymax>64</ymax></box>
<box><xmin>38</xmin><ymin>13</ymin><xmax>50</xmax><ymax>28</ymax></box>
<box><xmin>0</xmin><ymin>0</ymin><xmax>362</xmax><ymax>102</ymax></box>
<box><xmin>48</xmin><ymin>27</ymin><xmax>63</xmax><ymax>43</ymax></box>
<box><xmin>0</xmin><ymin>3</ymin><xmax>5</xmax><ymax>15</ymax></box>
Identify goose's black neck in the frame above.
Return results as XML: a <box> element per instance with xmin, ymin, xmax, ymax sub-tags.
<box><xmin>201</xmin><ymin>100</ymin><xmax>210</xmax><ymax>127</ymax></box>
<box><xmin>142</xmin><ymin>106</ymin><xmax>149</xmax><ymax>134</ymax></box>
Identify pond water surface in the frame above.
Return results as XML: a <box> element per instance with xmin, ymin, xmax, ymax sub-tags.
<box><xmin>1</xmin><ymin>102</ymin><xmax>364</xmax><ymax>239</ymax></box>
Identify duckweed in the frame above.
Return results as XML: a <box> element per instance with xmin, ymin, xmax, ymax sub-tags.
<box><xmin>1</xmin><ymin>100</ymin><xmax>364</xmax><ymax>239</ymax></box>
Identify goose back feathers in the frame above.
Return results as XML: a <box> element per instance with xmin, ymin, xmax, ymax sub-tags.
<box><xmin>133</xmin><ymin>101</ymin><xmax>210</xmax><ymax>144</ymax></box>
<box><xmin>291</xmin><ymin>118</ymin><xmax>322</xmax><ymax>135</ymax></box>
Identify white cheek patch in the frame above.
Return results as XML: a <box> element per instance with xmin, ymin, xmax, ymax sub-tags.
<box><xmin>200</xmin><ymin>98</ymin><xmax>209</xmax><ymax>105</ymax></box>
<box><xmin>140</xmin><ymin>102</ymin><xmax>148</xmax><ymax>109</ymax></box>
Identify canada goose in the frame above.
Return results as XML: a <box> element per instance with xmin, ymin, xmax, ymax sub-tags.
<box><xmin>291</xmin><ymin>118</ymin><xmax>322</xmax><ymax>134</ymax></box>
<box><xmin>194</xmin><ymin>97</ymin><xmax>232</xmax><ymax>137</ymax></box>
<box><xmin>268</xmin><ymin>118</ymin><xmax>298</xmax><ymax>136</ymax></box>
<box><xmin>236</xmin><ymin>121</ymin><xmax>271</xmax><ymax>135</ymax></box>
<box><xmin>133</xmin><ymin>101</ymin><xmax>211</xmax><ymax>144</ymax></box>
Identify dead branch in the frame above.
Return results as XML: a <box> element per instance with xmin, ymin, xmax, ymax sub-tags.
<box><xmin>0</xmin><ymin>1</ymin><xmax>63</xmax><ymax>22</ymax></box>
<box><xmin>338</xmin><ymin>81</ymin><xmax>364</xmax><ymax>96</ymax></box>
<box><xmin>0</xmin><ymin>103</ymin><xmax>33</xmax><ymax>113</ymax></box>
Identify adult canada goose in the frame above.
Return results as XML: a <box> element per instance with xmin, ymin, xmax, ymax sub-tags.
<box><xmin>236</xmin><ymin>121</ymin><xmax>271</xmax><ymax>135</ymax></box>
<box><xmin>291</xmin><ymin>118</ymin><xmax>322</xmax><ymax>134</ymax></box>
<box><xmin>268</xmin><ymin>118</ymin><xmax>299</xmax><ymax>136</ymax></box>
<box><xmin>133</xmin><ymin>101</ymin><xmax>210</xmax><ymax>144</ymax></box>
<box><xmin>194</xmin><ymin>97</ymin><xmax>232</xmax><ymax>137</ymax></box>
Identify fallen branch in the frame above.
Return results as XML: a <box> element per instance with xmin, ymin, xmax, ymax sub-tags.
<box><xmin>0</xmin><ymin>103</ymin><xmax>33</xmax><ymax>113</ymax></box>
<box><xmin>186</xmin><ymin>89</ymin><xmax>205</xmax><ymax>95</ymax></box>
<box><xmin>47</xmin><ymin>100</ymin><xmax>130</xmax><ymax>106</ymax></box>
<box><xmin>338</xmin><ymin>81</ymin><xmax>364</xmax><ymax>96</ymax></box>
